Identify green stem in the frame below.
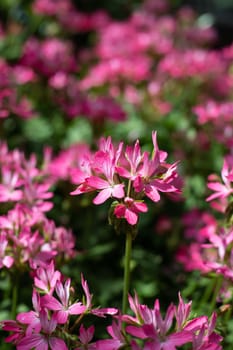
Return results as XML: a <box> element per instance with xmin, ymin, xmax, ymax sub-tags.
<box><xmin>11</xmin><ymin>274</ymin><xmax>19</xmax><ymax>319</ymax></box>
<box><xmin>209</xmin><ymin>275</ymin><xmax>223</xmax><ymax>312</ymax></box>
<box><xmin>70</xmin><ymin>312</ymin><xmax>85</xmax><ymax>333</ymax></box>
<box><xmin>127</xmin><ymin>180</ymin><xmax>132</xmax><ymax>197</ymax></box>
<box><xmin>200</xmin><ymin>278</ymin><xmax>215</xmax><ymax>306</ymax></box>
<box><xmin>122</xmin><ymin>232</ymin><xmax>132</xmax><ymax>314</ymax></box>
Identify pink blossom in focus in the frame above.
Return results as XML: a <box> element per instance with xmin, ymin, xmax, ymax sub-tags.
<box><xmin>75</xmin><ymin>325</ymin><xmax>96</xmax><ymax>350</ymax></box>
<box><xmin>41</xmin><ymin>278</ymin><xmax>86</xmax><ymax>324</ymax></box>
<box><xmin>114</xmin><ymin>197</ymin><xmax>148</xmax><ymax>225</ymax></box>
<box><xmin>17</xmin><ymin>309</ymin><xmax>68</xmax><ymax>350</ymax></box>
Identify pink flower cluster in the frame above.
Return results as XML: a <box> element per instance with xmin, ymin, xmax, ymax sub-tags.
<box><xmin>33</xmin><ymin>0</ymin><xmax>109</xmax><ymax>32</ymax></box>
<box><xmin>2</xmin><ymin>269</ymin><xmax>222</xmax><ymax>350</ymax></box>
<box><xmin>96</xmin><ymin>293</ymin><xmax>222</xmax><ymax>350</ymax></box>
<box><xmin>158</xmin><ymin>50</ymin><xmax>223</xmax><ymax>79</ymax></box>
<box><xmin>20</xmin><ymin>38</ymin><xmax>77</xmax><ymax>78</ymax></box>
<box><xmin>2</xmin><ymin>262</ymin><xmax>117</xmax><ymax>349</ymax></box>
<box><xmin>0</xmin><ymin>59</ymin><xmax>35</xmax><ymax>119</ymax></box>
<box><xmin>0</xmin><ymin>143</ymin><xmax>76</xmax><ymax>271</ymax></box>
<box><xmin>193</xmin><ymin>101</ymin><xmax>233</xmax><ymax>147</ymax></box>
<box><xmin>207</xmin><ymin>155</ymin><xmax>233</xmax><ymax>212</ymax></box>
<box><xmin>53</xmin><ymin>79</ymin><xmax>126</xmax><ymax>121</ymax></box>
<box><xmin>70</xmin><ymin>131</ymin><xmax>181</xmax><ymax>225</ymax></box>
<box><xmin>177</xmin><ymin>157</ymin><xmax>233</xmax><ymax>293</ymax></box>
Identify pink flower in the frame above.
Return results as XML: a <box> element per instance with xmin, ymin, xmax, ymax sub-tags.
<box><xmin>1</xmin><ymin>320</ymin><xmax>26</xmax><ymax>345</ymax></box>
<box><xmin>16</xmin><ymin>290</ymin><xmax>41</xmax><ymax>335</ymax></box>
<box><xmin>75</xmin><ymin>325</ymin><xmax>96</xmax><ymax>350</ymax></box>
<box><xmin>114</xmin><ymin>197</ymin><xmax>148</xmax><ymax>225</ymax></box>
<box><xmin>41</xmin><ymin>278</ymin><xmax>86</xmax><ymax>324</ymax></box>
<box><xmin>34</xmin><ymin>260</ymin><xmax>61</xmax><ymax>294</ymax></box>
<box><xmin>192</xmin><ymin>313</ymin><xmax>223</xmax><ymax>350</ymax></box>
<box><xmin>126</xmin><ymin>299</ymin><xmax>192</xmax><ymax>349</ymax></box>
<box><xmin>86</xmin><ymin>175</ymin><xmax>124</xmax><ymax>205</ymax></box>
<box><xmin>175</xmin><ymin>292</ymin><xmax>192</xmax><ymax>330</ymax></box>
<box><xmin>133</xmin><ymin>132</ymin><xmax>180</xmax><ymax>202</ymax></box>
<box><xmin>17</xmin><ymin>309</ymin><xmax>68</xmax><ymax>350</ymax></box>
<box><xmin>96</xmin><ymin>320</ymin><xmax>126</xmax><ymax>350</ymax></box>
<box><xmin>207</xmin><ymin>156</ymin><xmax>233</xmax><ymax>203</ymax></box>
<box><xmin>71</xmin><ymin>139</ymin><xmax>125</xmax><ymax>204</ymax></box>
<box><xmin>0</xmin><ymin>167</ymin><xmax>23</xmax><ymax>202</ymax></box>
<box><xmin>116</xmin><ymin>140</ymin><xmax>143</xmax><ymax>181</ymax></box>
<box><xmin>0</xmin><ymin>231</ymin><xmax>14</xmax><ymax>268</ymax></box>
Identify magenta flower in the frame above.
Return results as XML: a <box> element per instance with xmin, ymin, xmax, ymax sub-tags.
<box><xmin>17</xmin><ymin>309</ymin><xmax>68</xmax><ymax>350</ymax></box>
<box><xmin>175</xmin><ymin>292</ymin><xmax>192</xmax><ymax>330</ymax></box>
<box><xmin>71</xmin><ymin>138</ymin><xmax>125</xmax><ymax>204</ymax></box>
<box><xmin>16</xmin><ymin>290</ymin><xmax>41</xmax><ymax>335</ymax></box>
<box><xmin>114</xmin><ymin>197</ymin><xmax>148</xmax><ymax>225</ymax></box>
<box><xmin>41</xmin><ymin>278</ymin><xmax>86</xmax><ymax>324</ymax></box>
<box><xmin>191</xmin><ymin>313</ymin><xmax>223</xmax><ymax>350</ymax></box>
<box><xmin>115</xmin><ymin>140</ymin><xmax>143</xmax><ymax>181</ymax></box>
<box><xmin>70</xmin><ymin>131</ymin><xmax>180</xmax><ymax>227</ymax></box>
<box><xmin>96</xmin><ymin>320</ymin><xmax>126</xmax><ymax>350</ymax></box>
<box><xmin>118</xmin><ymin>293</ymin><xmax>222</xmax><ymax>349</ymax></box>
<box><xmin>1</xmin><ymin>320</ymin><xmax>26</xmax><ymax>345</ymax></box>
<box><xmin>126</xmin><ymin>299</ymin><xmax>193</xmax><ymax>349</ymax></box>
<box><xmin>75</xmin><ymin>325</ymin><xmax>97</xmax><ymax>350</ymax></box>
<box><xmin>207</xmin><ymin>156</ymin><xmax>233</xmax><ymax>207</ymax></box>
<box><xmin>33</xmin><ymin>260</ymin><xmax>61</xmax><ymax>294</ymax></box>
<box><xmin>0</xmin><ymin>167</ymin><xmax>23</xmax><ymax>202</ymax></box>
<box><xmin>86</xmin><ymin>175</ymin><xmax>124</xmax><ymax>205</ymax></box>
<box><xmin>0</xmin><ymin>231</ymin><xmax>14</xmax><ymax>268</ymax></box>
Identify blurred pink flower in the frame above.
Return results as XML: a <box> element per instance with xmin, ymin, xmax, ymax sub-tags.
<box><xmin>207</xmin><ymin>156</ymin><xmax>233</xmax><ymax>203</ymax></box>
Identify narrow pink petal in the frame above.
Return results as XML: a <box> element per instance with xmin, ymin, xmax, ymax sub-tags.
<box><xmin>134</xmin><ymin>202</ymin><xmax>148</xmax><ymax>213</ymax></box>
<box><xmin>17</xmin><ymin>311</ymin><xmax>36</xmax><ymax>324</ymax></box>
<box><xmin>184</xmin><ymin>316</ymin><xmax>207</xmax><ymax>331</ymax></box>
<box><xmin>151</xmin><ymin>179</ymin><xmax>176</xmax><ymax>192</ymax></box>
<box><xmin>96</xmin><ymin>339</ymin><xmax>122</xmax><ymax>350</ymax></box>
<box><xmin>3</xmin><ymin>256</ymin><xmax>14</xmax><ymax>268</ymax></box>
<box><xmin>68</xmin><ymin>303</ymin><xmax>86</xmax><ymax>315</ymax></box>
<box><xmin>41</xmin><ymin>295</ymin><xmax>62</xmax><ymax>311</ymax></box>
<box><xmin>206</xmin><ymin>192</ymin><xmax>225</xmax><ymax>202</ymax></box>
<box><xmin>125</xmin><ymin>209</ymin><xmax>138</xmax><ymax>225</ymax></box>
<box><xmin>56</xmin><ymin>310</ymin><xmax>68</xmax><ymax>324</ymax></box>
<box><xmin>145</xmin><ymin>185</ymin><xmax>160</xmax><ymax>202</ymax></box>
<box><xmin>86</xmin><ymin>176</ymin><xmax>109</xmax><ymax>189</ymax></box>
<box><xmin>49</xmin><ymin>337</ymin><xmax>68</xmax><ymax>350</ymax></box>
<box><xmin>114</xmin><ymin>204</ymin><xmax>126</xmax><ymax>218</ymax></box>
<box><xmin>93</xmin><ymin>188</ymin><xmax>112</xmax><ymax>204</ymax></box>
<box><xmin>112</xmin><ymin>184</ymin><xmax>125</xmax><ymax>199</ymax></box>
<box><xmin>166</xmin><ymin>331</ymin><xmax>193</xmax><ymax>346</ymax></box>
<box><xmin>92</xmin><ymin>307</ymin><xmax>118</xmax><ymax>317</ymax></box>
<box><xmin>115</xmin><ymin>166</ymin><xmax>131</xmax><ymax>179</ymax></box>
<box><xmin>126</xmin><ymin>325</ymin><xmax>147</xmax><ymax>339</ymax></box>
<box><xmin>17</xmin><ymin>334</ymin><xmax>47</xmax><ymax>350</ymax></box>
<box><xmin>207</xmin><ymin>182</ymin><xmax>227</xmax><ymax>192</ymax></box>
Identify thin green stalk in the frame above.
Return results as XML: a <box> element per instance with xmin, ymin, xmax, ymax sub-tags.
<box><xmin>11</xmin><ymin>274</ymin><xmax>19</xmax><ymax>319</ymax></box>
<box><xmin>200</xmin><ymin>278</ymin><xmax>215</xmax><ymax>307</ymax></box>
<box><xmin>122</xmin><ymin>231</ymin><xmax>132</xmax><ymax>314</ymax></box>
<box><xmin>209</xmin><ymin>276</ymin><xmax>223</xmax><ymax>312</ymax></box>
<box><xmin>70</xmin><ymin>312</ymin><xmax>85</xmax><ymax>333</ymax></box>
<box><xmin>127</xmin><ymin>180</ymin><xmax>132</xmax><ymax>197</ymax></box>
